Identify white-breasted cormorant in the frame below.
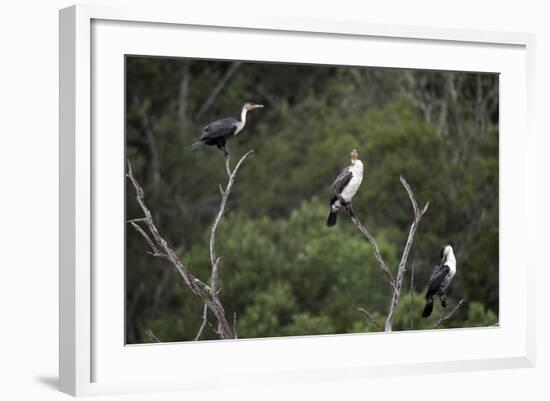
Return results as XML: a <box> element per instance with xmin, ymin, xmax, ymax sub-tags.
<box><xmin>187</xmin><ymin>101</ymin><xmax>263</xmax><ymax>156</ymax></box>
<box><xmin>422</xmin><ymin>244</ymin><xmax>457</xmax><ymax>317</ymax></box>
<box><xmin>327</xmin><ymin>148</ymin><xmax>364</xmax><ymax>227</ymax></box>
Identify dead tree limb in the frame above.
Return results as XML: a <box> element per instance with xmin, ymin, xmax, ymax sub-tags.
<box><xmin>194</xmin><ymin>303</ymin><xmax>209</xmax><ymax>341</ymax></box>
<box><xmin>127</xmin><ymin>152</ymin><xmax>253</xmax><ymax>340</ymax></box>
<box><xmin>432</xmin><ymin>299</ymin><xmax>465</xmax><ymax>329</ymax></box>
<box><xmin>349</xmin><ymin>176</ymin><xmax>428</xmax><ymax>332</ymax></box>
<box><xmin>384</xmin><ymin>177</ymin><xmax>429</xmax><ymax>331</ymax></box>
<box><xmin>208</xmin><ymin>150</ymin><xmax>254</xmax><ymax>337</ymax></box>
<box><xmin>145</xmin><ymin>329</ymin><xmax>161</xmax><ymax>343</ymax></box>
<box><xmin>348</xmin><ymin>216</ymin><xmax>395</xmax><ymax>288</ymax></box>
<box><xmin>129</xmin><ymin>221</ymin><xmax>165</xmax><ymax>258</ymax></box>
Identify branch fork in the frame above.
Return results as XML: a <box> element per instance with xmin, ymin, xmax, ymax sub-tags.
<box><xmin>127</xmin><ymin>150</ymin><xmax>253</xmax><ymax>340</ymax></box>
<box><xmin>432</xmin><ymin>299</ymin><xmax>465</xmax><ymax>329</ymax></box>
<box><xmin>349</xmin><ymin>175</ymin><xmax>429</xmax><ymax>332</ymax></box>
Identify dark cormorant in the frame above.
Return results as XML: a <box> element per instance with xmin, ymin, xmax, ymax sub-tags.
<box><xmin>187</xmin><ymin>101</ymin><xmax>263</xmax><ymax>156</ymax></box>
<box><xmin>326</xmin><ymin>148</ymin><xmax>364</xmax><ymax>227</ymax></box>
<box><xmin>422</xmin><ymin>244</ymin><xmax>457</xmax><ymax>317</ymax></box>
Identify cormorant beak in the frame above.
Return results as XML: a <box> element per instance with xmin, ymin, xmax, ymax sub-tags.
<box><xmin>253</xmin><ymin>104</ymin><xmax>264</xmax><ymax>109</ymax></box>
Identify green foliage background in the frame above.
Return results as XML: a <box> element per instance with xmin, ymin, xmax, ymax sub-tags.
<box><xmin>125</xmin><ymin>57</ymin><xmax>499</xmax><ymax>343</ymax></box>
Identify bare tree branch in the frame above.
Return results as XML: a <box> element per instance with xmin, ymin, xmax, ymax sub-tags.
<box><xmin>127</xmin><ymin>162</ymin><xmax>205</xmax><ymax>291</ymax></box>
<box><xmin>127</xmin><ymin>153</ymin><xmax>253</xmax><ymax>340</ymax></box>
<box><xmin>348</xmin><ymin>216</ymin><xmax>395</xmax><ymax>287</ymax></box>
<box><xmin>432</xmin><ymin>299</ymin><xmax>465</xmax><ymax>329</ymax></box>
<box><xmin>129</xmin><ymin>221</ymin><xmax>165</xmax><ymax>258</ymax></box>
<box><xmin>194</xmin><ymin>303</ymin><xmax>209</xmax><ymax>341</ymax></box>
<box><xmin>357</xmin><ymin>307</ymin><xmax>383</xmax><ymax>330</ymax></box>
<box><xmin>346</xmin><ymin>176</ymin><xmax>428</xmax><ymax>332</ymax></box>
<box><xmin>145</xmin><ymin>329</ymin><xmax>161</xmax><ymax>343</ymax></box>
<box><xmin>384</xmin><ymin>176</ymin><xmax>429</xmax><ymax>332</ymax></box>
<box><xmin>208</xmin><ymin>150</ymin><xmax>254</xmax><ymax>338</ymax></box>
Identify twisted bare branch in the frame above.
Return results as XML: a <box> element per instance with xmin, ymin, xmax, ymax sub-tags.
<box><xmin>127</xmin><ymin>161</ymin><xmax>209</xmax><ymax>294</ymax></box>
<box><xmin>127</xmin><ymin>152</ymin><xmax>253</xmax><ymax>340</ymax></box>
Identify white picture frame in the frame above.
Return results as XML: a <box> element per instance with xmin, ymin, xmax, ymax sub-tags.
<box><xmin>59</xmin><ymin>4</ymin><xmax>536</xmax><ymax>397</ymax></box>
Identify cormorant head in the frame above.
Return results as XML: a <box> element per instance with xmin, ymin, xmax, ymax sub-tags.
<box><xmin>350</xmin><ymin>148</ymin><xmax>359</xmax><ymax>164</ymax></box>
<box><xmin>243</xmin><ymin>101</ymin><xmax>264</xmax><ymax>111</ymax></box>
<box><xmin>440</xmin><ymin>244</ymin><xmax>454</xmax><ymax>260</ymax></box>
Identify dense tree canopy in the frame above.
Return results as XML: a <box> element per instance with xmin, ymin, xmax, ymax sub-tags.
<box><xmin>125</xmin><ymin>57</ymin><xmax>498</xmax><ymax>343</ymax></box>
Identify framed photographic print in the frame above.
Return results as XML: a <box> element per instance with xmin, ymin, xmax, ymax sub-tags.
<box><xmin>59</xmin><ymin>4</ymin><xmax>536</xmax><ymax>396</ymax></box>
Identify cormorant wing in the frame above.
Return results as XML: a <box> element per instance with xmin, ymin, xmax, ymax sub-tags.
<box><xmin>427</xmin><ymin>263</ymin><xmax>451</xmax><ymax>295</ymax></box>
<box><xmin>331</xmin><ymin>167</ymin><xmax>353</xmax><ymax>194</ymax></box>
<box><xmin>199</xmin><ymin>117</ymin><xmax>239</xmax><ymax>140</ymax></box>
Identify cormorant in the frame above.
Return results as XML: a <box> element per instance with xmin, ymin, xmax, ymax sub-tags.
<box><xmin>327</xmin><ymin>148</ymin><xmax>364</xmax><ymax>227</ymax></box>
<box><xmin>187</xmin><ymin>101</ymin><xmax>263</xmax><ymax>156</ymax></box>
<box><xmin>422</xmin><ymin>244</ymin><xmax>457</xmax><ymax>318</ymax></box>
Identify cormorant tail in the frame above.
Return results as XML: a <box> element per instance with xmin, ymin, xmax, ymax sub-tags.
<box><xmin>422</xmin><ymin>299</ymin><xmax>434</xmax><ymax>318</ymax></box>
<box><xmin>327</xmin><ymin>211</ymin><xmax>338</xmax><ymax>227</ymax></box>
<box><xmin>186</xmin><ymin>141</ymin><xmax>204</xmax><ymax>151</ymax></box>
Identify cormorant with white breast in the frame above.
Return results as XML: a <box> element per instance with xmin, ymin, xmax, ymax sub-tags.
<box><xmin>327</xmin><ymin>148</ymin><xmax>364</xmax><ymax>227</ymax></box>
<box><xmin>187</xmin><ymin>101</ymin><xmax>263</xmax><ymax>156</ymax></box>
<box><xmin>422</xmin><ymin>244</ymin><xmax>457</xmax><ymax>317</ymax></box>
